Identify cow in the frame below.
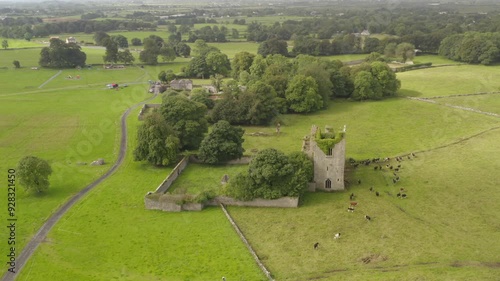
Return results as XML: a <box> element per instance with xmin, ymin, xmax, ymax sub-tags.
<box><xmin>350</xmin><ymin>193</ymin><xmax>355</xmax><ymax>200</ymax></box>
<box><xmin>347</xmin><ymin>207</ymin><xmax>355</xmax><ymax>212</ymax></box>
<box><xmin>334</xmin><ymin>233</ymin><xmax>341</xmax><ymax>239</ymax></box>
<box><xmin>314</xmin><ymin>242</ymin><xmax>320</xmax><ymax>249</ymax></box>
<box><xmin>350</xmin><ymin>202</ymin><xmax>358</xmax><ymax>207</ymax></box>
<box><xmin>375</xmin><ymin>191</ymin><xmax>380</xmax><ymax>197</ymax></box>
<box><xmin>365</xmin><ymin>215</ymin><xmax>371</xmax><ymax>221</ymax></box>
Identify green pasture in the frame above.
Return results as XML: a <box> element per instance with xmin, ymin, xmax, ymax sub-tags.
<box><xmin>413</xmin><ymin>55</ymin><xmax>460</xmax><ymax>65</ymax></box>
<box><xmin>324</xmin><ymin>54</ymin><xmax>369</xmax><ymax>62</ymax></box>
<box><xmin>3</xmin><ymin>54</ymin><xmax>500</xmax><ymax>281</ymax></box>
<box><xmin>0</xmin><ymin>71</ymin><xmax>154</xmax><ymax>252</ymax></box>
<box><xmin>17</xmin><ymin>106</ymin><xmax>266</xmax><ymax>281</ymax></box>
<box><xmin>0</xmin><ymin>48</ymin><xmax>43</xmax><ymax>68</ymax></box>
<box><xmin>242</xmin><ymin>98</ymin><xmax>499</xmax><ymax>159</ymax></box>
<box><xmin>230</xmin><ymin>127</ymin><xmax>500</xmax><ymax>280</ymax></box>
<box><xmin>168</xmin><ymin>163</ymin><xmax>248</xmax><ymax>195</ymax></box>
<box><xmin>0</xmin><ymin>38</ymin><xmax>45</xmax><ymax>48</ymax></box>
<box><xmin>398</xmin><ymin>65</ymin><xmax>500</xmax><ymax>97</ymax></box>
<box><xmin>432</xmin><ymin>93</ymin><xmax>500</xmax><ymax>115</ymax></box>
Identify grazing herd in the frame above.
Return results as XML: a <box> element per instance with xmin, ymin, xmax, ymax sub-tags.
<box><xmin>314</xmin><ymin>153</ymin><xmax>416</xmax><ymax>250</ymax></box>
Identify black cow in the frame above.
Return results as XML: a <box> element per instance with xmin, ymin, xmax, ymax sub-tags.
<box><xmin>314</xmin><ymin>242</ymin><xmax>320</xmax><ymax>249</ymax></box>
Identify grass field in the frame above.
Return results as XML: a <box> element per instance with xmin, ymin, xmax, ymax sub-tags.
<box><xmin>3</xmin><ymin>55</ymin><xmax>500</xmax><ymax>280</ymax></box>
<box><xmin>0</xmin><ymin>68</ymin><xmax>154</xmax><ymax>252</ymax></box>
<box><xmin>168</xmin><ymin>163</ymin><xmax>248</xmax><ymax>195</ymax></box>
<box><xmin>397</xmin><ymin>65</ymin><xmax>500</xmax><ymax>97</ymax></box>
<box><xmin>16</xmin><ymin>106</ymin><xmax>266</xmax><ymax>281</ymax></box>
<box><xmin>230</xmin><ymin>126</ymin><xmax>500</xmax><ymax>280</ymax></box>
<box><xmin>432</xmin><ymin>93</ymin><xmax>500</xmax><ymax>115</ymax></box>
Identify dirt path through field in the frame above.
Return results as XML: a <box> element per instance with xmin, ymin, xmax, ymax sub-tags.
<box><xmin>37</xmin><ymin>70</ymin><xmax>62</xmax><ymax>89</ymax></box>
<box><xmin>1</xmin><ymin>92</ymin><xmax>158</xmax><ymax>281</ymax></box>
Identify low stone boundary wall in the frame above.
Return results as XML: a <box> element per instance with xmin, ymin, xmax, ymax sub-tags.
<box><xmin>207</xmin><ymin>196</ymin><xmax>299</xmax><ymax>208</ymax></box>
<box><xmin>188</xmin><ymin>155</ymin><xmax>252</xmax><ymax>164</ymax></box>
<box><xmin>220</xmin><ymin>203</ymin><xmax>275</xmax><ymax>281</ymax></box>
<box><xmin>138</xmin><ymin>103</ymin><xmax>160</xmax><ymax>120</ymax></box>
<box><xmin>153</xmin><ymin>156</ymin><xmax>190</xmax><ymax>194</ymax></box>
<box><xmin>145</xmin><ymin>195</ymin><xmax>299</xmax><ymax>212</ymax></box>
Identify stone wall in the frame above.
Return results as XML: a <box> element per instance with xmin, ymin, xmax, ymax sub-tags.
<box><xmin>153</xmin><ymin>156</ymin><xmax>190</xmax><ymax>194</ymax></box>
<box><xmin>188</xmin><ymin>155</ymin><xmax>252</xmax><ymax>164</ymax></box>
<box><xmin>137</xmin><ymin>103</ymin><xmax>160</xmax><ymax>121</ymax></box>
<box><xmin>207</xmin><ymin>196</ymin><xmax>299</xmax><ymax>208</ymax></box>
<box><xmin>144</xmin><ymin>195</ymin><xmax>299</xmax><ymax>212</ymax></box>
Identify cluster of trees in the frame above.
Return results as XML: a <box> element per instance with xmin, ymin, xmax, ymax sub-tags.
<box><xmin>439</xmin><ymin>32</ymin><xmax>500</xmax><ymax>65</ymax></box>
<box><xmin>209</xmin><ymin>52</ymin><xmax>400</xmax><ymax>126</ymax></box>
<box><xmin>183</xmin><ymin>40</ymin><xmax>230</xmax><ymax>78</ymax></box>
<box><xmin>138</xmin><ymin>34</ymin><xmax>191</xmax><ymax>65</ymax></box>
<box><xmin>187</xmin><ymin>25</ymin><xmax>227</xmax><ymax>43</ymax></box>
<box><xmin>39</xmin><ymin>38</ymin><xmax>86</xmax><ymax>68</ymax></box>
<box><xmin>0</xmin><ymin>19</ymin><xmax>156</xmax><ymax>39</ymax></box>
<box><xmin>227</xmin><ymin>149</ymin><xmax>313</xmax><ymax>200</ymax></box>
<box><xmin>134</xmin><ymin>94</ymin><xmax>246</xmax><ymax>166</ymax></box>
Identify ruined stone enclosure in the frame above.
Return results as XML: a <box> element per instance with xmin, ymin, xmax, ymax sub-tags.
<box><xmin>303</xmin><ymin>125</ymin><xmax>346</xmax><ymax>191</ymax></box>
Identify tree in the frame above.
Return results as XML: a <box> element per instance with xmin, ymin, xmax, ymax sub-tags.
<box><xmin>102</xmin><ymin>37</ymin><xmax>118</xmax><ymax>63</ymax></box>
<box><xmin>117</xmin><ymin>49</ymin><xmax>135</xmax><ymax>64</ymax></box>
<box><xmin>190</xmin><ymin>88</ymin><xmax>214</xmax><ymax>109</ymax></box>
<box><xmin>131</xmin><ymin>38</ymin><xmax>142</xmax><ymax>46</ymax></box>
<box><xmin>12</xmin><ymin>60</ymin><xmax>20</xmax><ymax>68</ymax></box>
<box><xmin>231</xmin><ymin>51</ymin><xmax>255</xmax><ymax>78</ymax></box>
<box><xmin>94</xmin><ymin>31</ymin><xmax>110</xmax><ymax>45</ymax></box>
<box><xmin>369</xmin><ymin>61</ymin><xmax>400</xmax><ymax>97</ymax></box>
<box><xmin>160</xmin><ymin>95</ymin><xmax>208</xmax><ymax>150</ymax></box>
<box><xmin>2</xmin><ymin>39</ymin><xmax>8</xmax><ymax>49</ymax></box>
<box><xmin>205</xmin><ymin>51</ymin><xmax>231</xmax><ymax>76</ymax></box>
<box><xmin>396</xmin><ymin>42</ymin><xmax>415</xmax><ymax>62</ymax></box>
<box><xmin>159</xmin><ymin>45</ymin><xmax>176</xmax><ymax>62</ymax></box>
<box><xmin>352</xmin><ymin>70</ymin><xmax>382</xmax><ymax>101</ymax></box>
<box><xmin>257</xmin><ymin>38</ymin><xmax>288</xmax><ymax>57</ymax></box>
<box><xmin>174</xmin><ymin>42</ymin><xmax>191</xmax><ymax>57</ymax></box>
<box><xmin>133</xmin><ymin>112</ymin><xmax>180</xmax><ymax>166</ymax></box>
<box><xmin>24</xmin><ymin>32</ymin><xmax>33</xmax><ymax>41</ymax></box>
<box><xmin>17</xmin><ymin>156</ymin><xmax>52</xmax><ymax>193</ymax></box>
<box><xmin>111</xmin><ymin>35</ymin><xmax>128</xmax><ymax>48</ymax></box>
<box><xmin>228</xmin><ymin>148</ymin><xmax>308</xmax><ymax>200</ymax></box>
<box><xmin>384</xmin><ymin>42</ymin><xmax>397</xmax><ymax>58</ymax></box>
<box><xmin>285</xmin><ymin>75</ymin><xmax>323</xmax><ymax>113</ymax></box>
<box><xmin>245</xmin><ymin>81</ymin><xmax>279</xmax><ymax>125</ymax></box>
<box><xmin>39</xmin><ymin>38</ymin><xmax>86</xmax><ymax>68</ymax></box>
<box><xmin>198</xmin><ymin>120</ymin><xmax>245</xmax><ymax>164</ymax></box>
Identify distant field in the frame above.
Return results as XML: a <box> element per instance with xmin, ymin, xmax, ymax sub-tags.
<box><xmin>242</xmin><ymin>98</ymin><xmax>499</xmax><ymax>159</ymax></box>
<box><xmin>413</xmin><ymin>55</ymin><xmax>460</xmax><ymax>65</ymax></box>
<box><xmin>0</xmin><ymin>38</ymin><xmax>45</xmax><ymax>48</ymax></box>
<box><xmin>432</xmin><ymin>93</ymin><xmax>500</xmax><ymax>115</ymax></box>
<box><xmin>397</xmin><ymin>65</ymin><xmax>500</xmax><ymax>97</ymax></box>
<box><xmin>0</xmin><ymin>48</ymin><xmax>43</xmax><ymax>67</ymax></box>
<box><xmin>323</xmin><ymin>54</ymin><xmax>368</xmax><ymax>62</ymax></box>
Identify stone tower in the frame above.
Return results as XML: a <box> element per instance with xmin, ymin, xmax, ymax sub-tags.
<box><xmin>302</xmin><ymin>125</ymin><xmax>346</xmax><ymax>191</ymax></box>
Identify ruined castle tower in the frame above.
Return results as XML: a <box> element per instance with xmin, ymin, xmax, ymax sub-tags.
<box><xmin>302</xmin><ymin>125</ymin><xmax>346</xmax><ymax>191</ymax></box>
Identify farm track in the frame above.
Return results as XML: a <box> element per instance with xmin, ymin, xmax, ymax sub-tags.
<box><xmin>37</xmin><ymin>70</ymin><xmax>62</xmax><ymax>89</ymax></box>
<box><xmin>1</xmin><ymin>92</ymin><xmax>158</xmax><ymax>281</ymax></box>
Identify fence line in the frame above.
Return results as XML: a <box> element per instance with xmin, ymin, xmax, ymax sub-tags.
<box><xmin>219</xmin><ymin>203</ymin><xmax>275</xmax><ymax>281</ymax></box>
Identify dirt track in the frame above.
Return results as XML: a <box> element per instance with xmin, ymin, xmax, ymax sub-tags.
<box><xmin>1</xmin><ymin>92</ymin><xmax>157</xmax><ymax>281</ymax></box>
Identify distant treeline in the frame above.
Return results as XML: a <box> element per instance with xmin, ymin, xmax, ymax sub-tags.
<box><xmin>0</xmin><ymin>19</ymin><xmax>156</xmax><ymax>39</ymax></box>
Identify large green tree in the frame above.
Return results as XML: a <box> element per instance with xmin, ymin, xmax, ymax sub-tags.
<box><xmin>396</xmin><ymin>42</ymin><xmax>416</xmax><ymax>62</ymax></box>
<box><xmin>228</xmin><ymin>149</ymin><xmax>310</xmax><ymax>200</ymax></box>
<box><xmin>160</xmin><ymin>95</ymin><xmax>208</xmax><ymax>150</ymax></box>
<box><xmin>17</xmin><ymin>156</ymin><xmax>52</xmax><ymax>193</ymax></box>
<box><xmin>352</xmin><ymin>70</ymin><xmax>382</xmax><ymax>100</ymax></box>
<box><xmin>285</xmin><ymin>75</ymin><xmax>323</xmax><ymax>113</ymax></box>
<box><xmin>257</xmin><ymin>38</ymin><xmax>289</xmax><ymax>57</ymax></box>
<box><xmin>2</xmin><ymin>39</ymin><xmax>8</xmax><ymax>49</ymax></box>
<box><xmin>39</xmin><ymin>38</ymin><xmax>86</xmax><ymax>68</ymax></box>
<box><xmin>133</xmin><ymin>112</ymin><xmax>180</xmax><ymax>166</ymax></box>
<box><xmin>198</xmin><ymin>120</ymin><xmax>245</xmax><ymax>164</ymax></box>
<box><xmin>231</xmin><ymin>51</ymin><xmax>255</xmax><ymax>78</ymax></box>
